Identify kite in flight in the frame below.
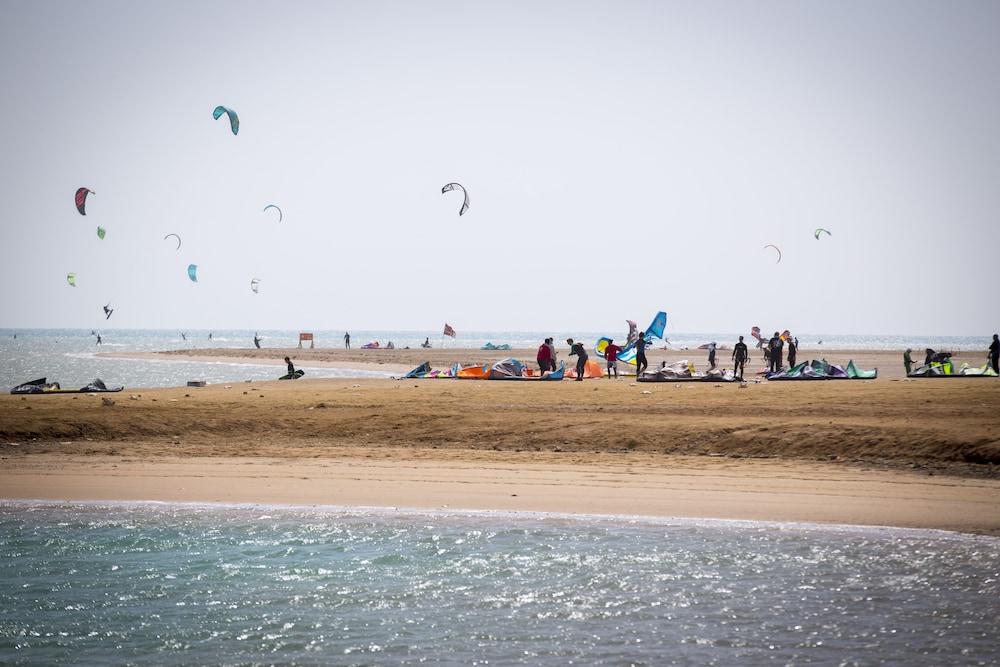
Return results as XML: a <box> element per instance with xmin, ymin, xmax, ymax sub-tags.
<box><xmin>103</xmin><ymin>304</ymin><xmax>114</xmax><ymax>320</ymax></box>
<box><xmin>187</xmin><ymin>264</ymin><xmax>198</xmax><ymax>282</ymax></box>
<box><xmin>66</xmin><ymin>273</ymin><xmax>77</xmax><ymax>287</ymax></box>
<box><xmin>75</xmin><ymin>188</ymin><xmax>94</xmax><ymax>215</ymax></box>
<box><xmin>97</xmin><ymin>227</ymin><xmax>106</xmax><ymax>240</ymax></box>
<box><xmin>250</xmin><ymin>278</ymin><xmax>260</xmax><ymax>294</ymax></box>
<box><xmin>441</xmin><ymin>183</ymin><xmax>469</xmax><ymax>216</ymax></box>
<box><xmin>814</xmin><ymin>228</ymin><xmax>831</xmax><ymax>240</ymax></box>
<box><xmin>263</xmin><ymin>204</ymin><xmax>282</xmax><ymax>222</ymax></box>
<box><xmin>213</xmin><ymin>106</ymin><xmax>239</xmax><ymax>135</ymax></box>
<box><xmin>764</xmin><ymin>244</ymin><xmax>782</xmax><ymax>263</ymax></box>
<box><xmin>164</xmin><ymin>233</ymin><xmax>181</xmax><ymax>250</ymax></box>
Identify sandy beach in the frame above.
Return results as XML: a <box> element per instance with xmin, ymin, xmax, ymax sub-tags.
<box><xmin>4</xmin><ymin>358</ymin><xmax>999</xmax><ymax>534</ymax></box>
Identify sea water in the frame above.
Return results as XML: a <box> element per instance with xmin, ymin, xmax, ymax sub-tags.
<box><xmin>1</xmin><ymin>502</ymin><xmax>998</xmax><ymax>665</ymax></box>
<box><xmin>0</xmin><ymin>328</ymin><xmax>991</xmax><ymax>391</ymax></box>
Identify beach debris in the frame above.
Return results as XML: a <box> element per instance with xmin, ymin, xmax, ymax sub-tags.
<box><xmin>814</xmin><ymin>228</ymin><xmax>831</xmax><ymax>240</ymax></box>
<box><xmin>212</xmin><ymin>105</ymin><xmax>239</xmax><ymax>135</ymax></box>
<box><xmin>224</xmin><ymin>385</ymin><xmax>232</xmax><ymax>389</ymax></box>
<box><xmin>250</xmin><ymin>278</ymin><xmax>260</xmax><ymax>294</ymax></box>
<box><xmin>75</xmin><ymin>187</ymin><xmax>94</xmax><ymax>215</ymax></box>
<box><xmin>739</xmin><ymin>382</ymin><xmax>748</xmax><ymax>388</ymax></box>
<box><xmin>184</xmin><ymin>393</ymin><xmax>191</xmax><ymax>397</ymax></box>
<box><xmin>186</xmin><ymin>381</ymin><xmax>206</xmax><ymax>387</ymax></box>
<box><xmin>169</xmin><ymin>399</ymin><xmax>178</xmax><ymax>402</ymax></box>
<box><xmin>164</xmin><ymin>233</ymin><xmax>181</xmax><ymax>250</ymax></box>
<box><xmin>187</xmin><ymin>264</ymin><xmax>198</xmax><ymax>282</ymax></box>
<box><xmin>101</xmin><ymin>397</ymin><xmax>115</xmax><ymax>406</ymax></box>
<box><xmin>263</xmin><ymin>204</ymin><xmax>282</xmax><ymax>222</ymax></box>
<box><xmin>129</xmin><ymin>394</ymin><xmax>140</xmax><ymax>400</ymax></box>
<box><xmin>641</xmin><ymin>390</ymin><xmax>652</xmax><ymax>395</ymax></box>
<box><xmin>66</xmin><ymin>273</ymin><xmax>77</xmax><ymax>287</ymax></box>
<box><xmin>764</xmin><ymin>243</ymin><xmax>782</xmax><ymax>263</ymax></box>
<box><xmin>441</xmin><ymin>182</ymin><xmax>469</xmax><ymax>216</ymax></box>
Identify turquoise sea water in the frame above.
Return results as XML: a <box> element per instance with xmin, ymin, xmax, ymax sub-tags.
<box><xmin>1</xmin><ymin>502</ymin><xmax>998</xmax><ymax>665</ymax></box>
<box><xmin>0</xmin><ymin>328</ymin><xmax>992</xmax><ymax>390</ymax></box>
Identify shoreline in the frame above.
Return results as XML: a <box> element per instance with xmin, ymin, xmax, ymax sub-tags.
<box><xmin>3</xmin><ymin>454</ymin><xmax>999</xmax><ymax>536</ymax></box>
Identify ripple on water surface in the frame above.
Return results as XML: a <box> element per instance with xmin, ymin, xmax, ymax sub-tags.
<box><xmin>1</xmin><ymin>502</ymin><xmax>998</xmax><ymax>665</ymax></box>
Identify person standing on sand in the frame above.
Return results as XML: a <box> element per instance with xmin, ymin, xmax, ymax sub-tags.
<box><xmin>635</xmin><ymin>332</ymin><xmax>648</xmax><ymax>378</ymax></box>
<box><xmin>768</xmin><ymin>332</ymin><xmax>783</xmax><ymax>373</ymax></box>
<box><xmin>990</xmin><ymin>335</ymin><xmax>999</xmax><ymax>374</ymax></box>
<box><xmin>547</xmin><ymin>338</ymin><xmax>558</xmax><ymax>370</ymax></box>
<box><xmin>733</xmin><ymin>335</ymin><xmax>749</xmax><ymax>379</ymax></box>
<box><xmin>253</xmin><ymin>333</ymin><xmax>261</xmax><ymax>349</ymax></box>
<box><xmin>344</xmin><ymin>332</ymin><xmax>351</xmax><ymax>349</ymax></box>
<box><xmin>903</xmin><ymin>348</ymin><xmax>915</xmax><ymax>375</ymax></box>
<box><xmin>707</xmin><ymin>342</ymin><xmax>717</xmax><ymax>370</ymax></box>
<box><xmin>567</xmin><ymin>338</ymin><xmax>588</xmax><ymax>381</ymax></box>
<box><xmin>536</xmin><ymin>338</ymin><xmax>552</xmax><ymax>375</ymax></box>
<box><xmin>604</xmin><ymin>339</ymin><xmax>622</xmax><ymax>379</ymax></box>
<box><xmin>787</xmin><ymin>337</ymin><xmax>798</xmax><ymax>368</ymax></box>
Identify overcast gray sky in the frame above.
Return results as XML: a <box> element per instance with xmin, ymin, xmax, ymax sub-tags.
<box><xmin>1</xmin><ymin>0</ymin><xmax>997</xmax><ymax>335</ymax></box>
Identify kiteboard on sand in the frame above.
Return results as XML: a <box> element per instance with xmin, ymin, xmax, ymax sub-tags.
<box><xmin>279</xmin><ymin>370</ymin><xmax>305</xmax><ymax>380</ymax></box>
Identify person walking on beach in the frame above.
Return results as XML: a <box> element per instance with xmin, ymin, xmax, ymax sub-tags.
<box><xmin>768</xmin><ymin>332</ymin><xmax>783</xmax><ymax>373</ymax></box>
<box><xmin>567</xmin><ymin>338</ymin><xmax>588</xmax><ymax>381</ymax></box>
<box><xmin>604</xmin><ymin>339</ymin><xmax>622</xmax><ymax>379</ymax></box>
<box><xmin>787</xmin><ymin>337</ymin><xmax>798</xmax><ymax>368</ymax></box>
<box><xmin>536</xmin><ymin>338</ymin><xmax>552</xmax><ymax>375</ymax></box>
<box><xmin>635</xmin><ymin>331</ymin><xmax>648</xmax><ymax>378</ymax></box>
<box><xmin>344</xmin><ymin>332</ymin><xmax>351</xmax><ymax>349</ymax></box>
<box><xmin>707</xmin><ymin>343</ymin><xmax>717</xmax><ymax>370</ymax></box>
<box><xmin>733</xmin><ymin>335</ymin><xmax>749</xmax><ymax>379</ymax></box>
<box><xmin>990</xmin><ymin>334</ymin><xmax>999</xmax><ymax>375</ymax></box>
<box><xmin>253</xmin><ymin>333</ymin><xmax>261</xmax><ymax>349</ymax></box>
<box><xmin>903</xmin><ymin>348</ymin><xmax>915</xmax><ymax>375</ymax></box>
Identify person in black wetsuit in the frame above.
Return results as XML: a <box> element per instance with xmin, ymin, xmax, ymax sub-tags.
<box><xmin>567</xmin><ymin>338</ymin><xmax>588</xmax><ymax>381</ymax></box>
<box><xmin>787</xmin><ymin>337</ymin><xmax>798</xmax><ymax>368</ymax></box>
<box><xmin>253</xmin><ymin>333</ymin><xmax>261</xmax><ymax>349</ymax></box>
<box><xmin>634</xmin><ymin>332</ymin><xmax>648</xmax><ymax>378</ymax></box>
<box><xmin>284</xmin><ymin>356</ymin><xmax>295</xmax><ymax>377</ymax></box>
<box><xmin>732</xmin><ymin>336</ymin><xmax>749</xmax><ymax>379</ymax></box>
<box><xmin>990</xmin><ymin>335</ymin><xmax>999</xmax><ymax>375</ymax></box>
<box><xmin>768</xmin><ymin>332</ymin><xmax>783</xmax><ymax>373</ymax></box>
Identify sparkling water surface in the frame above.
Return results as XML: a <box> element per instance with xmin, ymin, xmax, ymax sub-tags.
<box><xmin>0</xmin><ymin>328</ymin><xmax>991</xmax><ymax>390</ymax></box>
<box><xmin>1</xmin><ymin>502</ymin><xmax>998</xmax><ymax>665</ymax></box>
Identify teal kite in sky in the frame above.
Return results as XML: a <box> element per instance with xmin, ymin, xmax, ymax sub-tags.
<box><xmin>212</xmin><ymin>106</ymin><xmax>239</xmax><ymax>135</ymax></box>
<box><xmin>187</xmin><ymin>264</ymin><xmax>198</xmax><ymax>282</ymax></box>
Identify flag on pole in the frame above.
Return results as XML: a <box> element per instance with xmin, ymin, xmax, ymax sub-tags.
<box><xmin>443</xmin><ymin>323</ymin><xmax>456</xmax><ymax>338</ymax></box>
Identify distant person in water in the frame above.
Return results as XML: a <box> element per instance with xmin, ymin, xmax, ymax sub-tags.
<box><xmin>386</xmin><ymin>340</ymin><xmax>395</xmax><ymax>349</ymax></box>
<box><xmin>181</xmin><ymin>332</ymin><xmax>187</xmax><ymax>341</ymax></box>
<box><xmin>344</xmin><ymin>332</ymin><xmax>351</xmax><ymax>349</ymax></box>
<box><xmin>284</xmin><ymin>356</ymin><xmax>295</xmax><ymax>376</ymax></box>
<box><xmin>604</xmin><ymin>339</ymin><xmax>621</xmax><ymax>379</ymax></box>
<box><xmin>635</xmin><ymin>332</ymin><xmax>648</xmax><ymax>378</ymax></box>
<box><xmin>732</xmin><ymin>336</ymin><xmax>749</xmax><ymax>379</ymax></box>
<box><xmin>253</xmin><ymin>333</ymin><xmax>261</xmax><ymax>349</ymax></box>
<box><xmin>787</xmin><ymin>337</ymin><xmax>798</xmax><ymax>368</ymax></box>
<box><xmin>208</xmin><ymin>332</ymin><xmax>212</xmax><ymax>340</ymax></box>
<box><xmin>567</xmin><ymin>338</ymin><xmax>588</xmax><ymax>381</ymax></box>
<box><xmin>990</xmin><ymin>335</ymin><xmax>999</xmax><ymax>375</ymax></box>
<box><xmin>707</xmin><ymin>342</ymin><xmax>717</xmax><ymax>370</ymax></box>
<box><xmin>421</xmin><ymin>337</ymin><xmax>431</xmax><ymax>349</ymax></box>
<box><xmin>96</xmin><ymin>334</ymin><xmax>102</xmax><ymax>345</ymax></box>
<box><xmin>903</xmin><ymin>348</ymin><xmax>915</xmax><ymax>375</ymax></box>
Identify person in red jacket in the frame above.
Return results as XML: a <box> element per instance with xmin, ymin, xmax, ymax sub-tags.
<box><xmin>604</xmin><ymin>339</ymin><xmax>622</xmax><ymax>379</ymax></box>
<box><xmin>536</xmin><ymin>338</ymin><xmax>552</xmax><ymax>375</ymax></box>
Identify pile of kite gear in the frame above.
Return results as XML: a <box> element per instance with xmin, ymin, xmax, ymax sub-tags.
<box><xmin>908</xmin><ymin>351</ymin><xmax>997</xmax><ymax>377</ymax></box>
<box><xmin>481</xmin><ymin>342</ymin><xmax>511</xmax><ymax>350</ymax></box>
<box><xmin>637</xmin><ymin>361</ymin><xmax>737</xmax><ymax>383</ymax></box>
<box><xmin>10</xmin><ymin>378</ymin><xmax>124</xmax><ymax>394</ymax></box>
<box><xmin>766</xmin><ymin>359</ymin><xmax>877</xmax><ymax>381</ymax></box>
<box><xmin>397</xmin><ymin>359</ymin><xmax>567</xmax><ymax>380</ymax></box>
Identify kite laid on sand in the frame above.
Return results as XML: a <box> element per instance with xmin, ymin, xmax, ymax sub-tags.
<box><xmin>75</xmin><ymin>188</ymin><xmax>94</xmax><ymax>215</ymax></box>
<box><xmin>441</xmin><ymin>182</ymin><xmax>469</xmax><ymax>216</ymax></box>
<box><xmin>212</xmin><ymin>106</ymin><xmax>239</xmax><ymax>135</ymax></box>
